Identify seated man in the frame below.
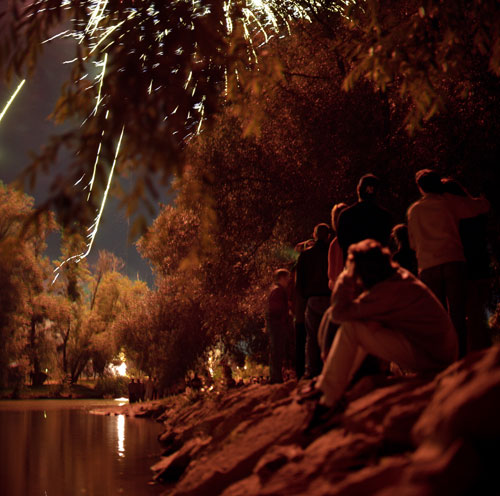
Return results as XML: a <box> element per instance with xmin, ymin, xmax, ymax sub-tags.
<box><xmin>316</xmin><ymin>239</ymin><xmax>458</xmax><ymax>410</ymax></box>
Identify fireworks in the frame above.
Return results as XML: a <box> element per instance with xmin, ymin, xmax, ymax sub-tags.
<box><xmin>10</xmin><ymin>1</ymin><xmax>347</xmax><ymax>275</ymax></box>
<box><xmin>0</xmin><ymin>80</ymin><xmax>26</xmax><ymax>124</ymax></box>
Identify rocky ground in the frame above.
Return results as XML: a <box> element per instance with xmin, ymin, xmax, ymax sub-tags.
<box><xmin>97</xmin><ymin>345</ymin><xmax>500</xmax><ymax>495</ymax></box>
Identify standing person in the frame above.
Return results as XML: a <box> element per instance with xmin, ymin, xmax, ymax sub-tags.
<box><xmin>145</xmin><ymin>376</ymin><xmax>154</xmax><ymax>401</ymax></box>
<box><xmin>337</xmin><ymin>174</ymin><xmax>393</xmax><ymax>261</ymax></box>
<box><xmin>314</xmin><ymin>240</ymin><xmax>458</xmax><ymax>414</ymax></box>
<box><xmin>390</xmin><ymin>224</ymin><xmax>418</xmax><ymax>275</ymax></box>
<box><xmin>328</xmin><ymin>203</ymin><xmax>349</xmax><ymax>290</ymax></box>
<box><xmin>442</xmin><ymin>177</ymin><xmax>492</xmax><ymax>352</ymax></box>
<box><xmin>318</xmin><ymin>202</ymin><xmax>348</xmax><ymax>360</ymax></box>
<box><xmin>296</xmin><ymin>224</ymin><xmax>331</xmax><ymax>378</ymax></box>
<box><xmin>292</xmin><ymin>242</ymin><xmax>309</xmax><ymax>380</ymax></box>
<box><xmin>266</xmin><ymin>269</ymin><xmax>293</xmax><ymax>384</ymax></box>
<box><xmin>407</xmin><ymin>169</ymin><xmax>490</xmax><ymax>357</ymax></box>
<box><xmin>128</xmin><ymin>378</ymin><xmax>136</xmax><ymax>403</ymax></box>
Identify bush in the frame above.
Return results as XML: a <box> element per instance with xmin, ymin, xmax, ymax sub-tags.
<box><xmin>94</xmin><ymin>375</ymin><xmax>129</xmax><ymax>398</ymax></box>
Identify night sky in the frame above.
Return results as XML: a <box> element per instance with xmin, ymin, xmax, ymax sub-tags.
<box><xmin>0</xmin><ymin>35</ymin><xmax>162</xmax><ymax>285</ymax></box>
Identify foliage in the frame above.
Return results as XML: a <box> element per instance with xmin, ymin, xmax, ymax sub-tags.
<box><xmin>94</xmin><ymin>374</ymin><xmax>129</xmax><ymax>398</ymax></box>
<box><xmin>1</xmin><ymin>1</ymin><xmax>499</xmax><ymax>231</ymax></box>
<box><xmin>0</xmin><ymin>182</ymin><xmax>145</xmax><ymax>387</ymax></box>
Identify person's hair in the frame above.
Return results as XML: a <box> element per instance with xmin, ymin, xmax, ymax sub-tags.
<box><xmin>348</xmin><ymin>239</ymin><xmax>397</xmax><ymax>289</ymax></box>
<box><xmin>313</xmin><ymin>223</ymin><xmax>331</xmax><ymax>242</ymax></box>
<box><xmin>391</xmin><ymin>223</ymin><xmax>410</xmax><ymax>250</ymax></box>
<box><xmin>441</xmin><ymin>177</ymin><xmax>467</xmax><ymax>197</ymax></box>
<box><xmin>357</xmin><ymin>174</ymin><xmax>380</xmax><ymax>201</ymax></box>
<box><xmin>415</xmin><ymin>169</ymin><xmax>444</xmax><ymax>194</ymax></box>
<box><xmin>331</xmin><ymin>202</ymin><xmax>348</xmax><ymax>231</ymax></box>
<box><xmin>273</xmin><ymin>268</ymin><xmax>290</xmax><ymax>283</ymax></box>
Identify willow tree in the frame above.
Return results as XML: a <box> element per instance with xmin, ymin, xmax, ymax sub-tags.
<box><xmin>1</xmin><ymin>0</ymin><xmax>499</xmax><ymax>233</ymax></box>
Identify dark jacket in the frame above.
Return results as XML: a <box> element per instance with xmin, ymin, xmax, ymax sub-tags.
<box><xmin>267</xmin><ymin>284</ymin><xmax>289</xmax><ymax>324</ymax></box>
<box><xmin>459</xmin><ymin>213</ymin><xmax>491</xmax><ymax>280</ymax></box>
<box><xmin>296</xmin><ymin>240</ymin><xmax>331</xmax><ymax>300</ymax></box>
<box><xmin>337</xmin><ymin>200</ymin><xmax>393</xmax><ymax>260</ymax></box>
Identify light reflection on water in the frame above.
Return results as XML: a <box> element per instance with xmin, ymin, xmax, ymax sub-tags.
<box><xmin>0</xmin><ymin>400</ymin><xmax>164</xmax><ymax>496</ymax></box>
<box><xmin>117</xmin><ymin>414</ymin><xmax>125</xmax><ymax>457</ymax></box>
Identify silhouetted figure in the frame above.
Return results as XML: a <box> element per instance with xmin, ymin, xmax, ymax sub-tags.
<box><xmin>319</xmin><ymin>203</ymin><xmax>348</xmax><ymax>360</ymax></box>
<box><xmin>145</xmin><ymin>377</ymin><xmax>154</xmax><ymax>401</ymax></box>
<box><xmin>138</xmin><ymin>379</ymin><xmax>145</xmax><ymax>402</ymax></box>
<box><xmin>128</xmin><ymin>378</ymin><xmax>138</xmax><ymax>403</ymax></box>
<box><xmin>407</xmin><ymin>169</ymin><xmax>490</xmax><ymax>357</ymax></box>
<box><xmin>316</xmin><ymin>240</ymin><xmax>458</xmax><ymax>410</ymax></box>
<box><xmin>337</xmin><ymin>174</ymin><xmax>393</xmax><ymax>261</ymax></box>
<box><xmin>292</xmin><ymin>240</ymin><xmax>312</xmax><ymax>379</ymax></box>
<box><xmin>296</xmin><ymin>224</ymin><xmax>331</xmax><ymax>378</ymax></box>
<box><xmin>391</xmin><ymin>224</ymin><xmax>418</xmax><ymax>275</ymax></box>
<box><xmin>267</xmin><ymin>269</ymin><xmax>293</xmax><ymax>383</ymax></box>
<box><xmin>328</xmin><ymin>203</ymin><xmax>349</xmax><ymax>290</ymax></box>
<box><xmin>442</xmin><ymin>177</ymin><xmax>492</xmax><ymax>352</ymax></box>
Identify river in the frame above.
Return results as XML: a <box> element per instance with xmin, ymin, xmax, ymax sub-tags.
<box><xmin>0</xmin><ymin>399</ymin><xmax>165</xmax><ymax>496</ymax></box>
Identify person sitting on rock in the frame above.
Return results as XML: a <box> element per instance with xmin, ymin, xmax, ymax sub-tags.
<box><xmin>315</xmin><ymin>239</ymin><xmax>458</xmax><ymax>412</ymax></box>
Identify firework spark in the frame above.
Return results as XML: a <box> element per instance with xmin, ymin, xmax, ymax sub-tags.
<box><xmin>0</xmin><ymin>79</ymin><xmax>26</xmax><ymax>124</ymax></box>
<box><xmin>40</xmin><ymin>0</ymin><xmax>348</xmax><ymax>276</ymax></box>
<box><xmin>52</xmin><ymin>124</ymin><xmax>125</xmax><ymax>282</ymax></box>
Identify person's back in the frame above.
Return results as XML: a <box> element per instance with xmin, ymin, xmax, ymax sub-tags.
<box><xmin>295</xmin><ymin>224</ymin><xmax>332</xmax><ymax>378</ymax></box>
<box><xmin>296</xmin><ymin>240</ymin><xmax>330</xmax><ymax>299</ymax></box>
<box><xmin>407</xmin><ymin>173</ymin><xmax>489</xmax><ymax>271</ymax></box>
<box><xmin>338</xmin><ymin>202</ymin><xmax>393</xmax><ymax>259</ymax></box>
<box><xmin>407</xmin><ymin>170</ymin><xmax>489</xmax><ymax>357</ymax></box>
<box><xmin>331</xmin><ymin>266</ymin><xmax>458</xmax><ymax>367</ymax></box>
<box><xmin>337</xmin><ymin>174</ymin><xmax>392</xmax><ymax>260</ymax></box>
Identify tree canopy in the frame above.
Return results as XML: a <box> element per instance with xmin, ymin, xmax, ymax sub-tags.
<box><xmin>1</xmin><ymin>0</ymin><xmax>499</xmax><ymax>231</ymax></box>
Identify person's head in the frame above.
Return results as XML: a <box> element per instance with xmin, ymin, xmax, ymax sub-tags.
<box><xmin>313</xmin><ymin>223</ymin><xmax>331</xmax><ymax>242</ymax></box>
<box><xmin>273</xmin><ymin>268</ymin><xmax>291</xmax><ymax>287</ymax></box>
<box><xmin>391</xmin><ymin>223</ymin><xmax>410</xmax><ymax>250</ymax></box>
<box><xmin>331</xmin><ymin>202</ymin><xmax>348</xmax><ymax>231</ymax></box>
<box><xmin>441</xmin><ymin>177</ymin><xmax>467</xmax><ymax>197</ymax></box>
<box><xmin>357</xmin><ymin>174</ymin><xmax>380</xmax><ymax>201</ymax></box>
<box><xmin>415</xmin><ymin>169</ymin><xmax>444</xmax><ymax>195</ymax></box>
<box><xmin>347</xmin><ymin>239</ymin><xmax>397</xmax><ymax>289</ymax></box>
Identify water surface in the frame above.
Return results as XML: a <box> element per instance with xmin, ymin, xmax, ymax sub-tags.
<box><xmin>0</xmin><ymin>399</ymin><xmax>164</xmax><ymax>496</ymax></box>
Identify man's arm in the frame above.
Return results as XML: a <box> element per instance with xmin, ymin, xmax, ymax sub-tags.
<box><xmin>448</xmin><ymin>194</ymin><xmax>490</xmax><ymax>219</ymax></box>
<box><xmin>330</xmin><ymin>269</ymin><xmax>393</xmax><ymax>323</ymax></box>
<box><xmin>330</xmin><ymin>270</ymin><xmax>359</xmax><ymax>323</ymax></box>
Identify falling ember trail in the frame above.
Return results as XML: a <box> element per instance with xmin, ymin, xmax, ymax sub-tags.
<box><xmin>0</xmin><ymin>79</ymin><xmax>26</xmax><ymax>124</ymax></box>
<box><xmin>52</xmin><ymin>125</ymin><xmax>125</xmax><ymax>283</ymax></box>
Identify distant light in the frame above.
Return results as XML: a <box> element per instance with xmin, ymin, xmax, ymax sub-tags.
<box><xmin>116</xmin><ymin>362</ymin><xmax>127</xmax><ymax>376</ymax></box>
<box><xmin>109</xmin><ymin>361</ymin><xmax>127</xmax><ymax>377</ymax></box>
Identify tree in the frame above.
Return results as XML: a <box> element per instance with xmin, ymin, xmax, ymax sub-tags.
<box><xmin>0</xmin><ymin>182</ymin><xmax>56</xmax><ymax>387</ymax></box>
<box><xmin>2</xmin><ymin>1</ymin><xmax>498</xmax><ymax>231</ymax></box>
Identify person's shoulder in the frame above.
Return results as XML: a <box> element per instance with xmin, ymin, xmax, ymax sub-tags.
<box><xmin>338</xmin><ymin>202</ymin><xmax>358</xmax><ymax>219</ymax></box>
<box><xmin>407</xmin><ymin>197</ymin><xmax>426</xmax><ymax>216</ymax></box>
<box><xmin>269</xmin><ymin>284</ymin><xmax>283</xmax><ymax>296</ymax></box>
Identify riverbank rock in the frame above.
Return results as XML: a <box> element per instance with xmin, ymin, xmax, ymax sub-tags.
<box><xmin>146</xmin><ymin>345</ymin><xmax>500</xmax><ymax>495</ymax></box>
